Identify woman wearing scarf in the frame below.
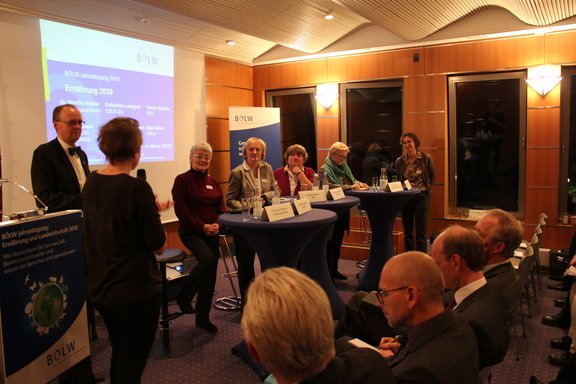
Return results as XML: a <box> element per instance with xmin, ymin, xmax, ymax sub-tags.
<box><xmin>319</xmin><ymin>142</ymin><xmax>368</xmax><ymax>281</ymax></box>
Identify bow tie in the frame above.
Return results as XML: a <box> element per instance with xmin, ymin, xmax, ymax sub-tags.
<box><xmin>68</xmin><ymin>146</ymin><xmax>81</xmax><ymax>156</ymax></box>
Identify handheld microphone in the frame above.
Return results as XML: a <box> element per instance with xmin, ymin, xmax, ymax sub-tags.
<box><xmin>136</xmin><ymin>169</ymin><xmax>146</xmax><ymax>181</ymax></box>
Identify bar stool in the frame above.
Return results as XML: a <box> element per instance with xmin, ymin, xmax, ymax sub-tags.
<box><xmin>150</xmin><ymin>248</ymin><xmax>193</xmax><ymax>359</ymax></box>
<box><xmin>213</xmin><ymin>232</ymin><xmax>242</xmax><ymax>310</ymax></box>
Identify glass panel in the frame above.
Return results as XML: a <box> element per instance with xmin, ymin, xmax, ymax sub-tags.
<box><xmin>449</xmin><ymin>72</ymin><xmax>526</xmax><ymax>215</ymax></box>
<box><xmin>341</xmin><ymin>82</ymin><xmax>403</xmax><ymax>183</ymax></box>
<box><xmin>266</xmin><ymin>88</ymin><xmax>317</xmax><ymax>169</ymax></box>
<box><xmin>560</xmin><ymin>68</ymin><xmax>576</xmax><ymax>214</ymax></box>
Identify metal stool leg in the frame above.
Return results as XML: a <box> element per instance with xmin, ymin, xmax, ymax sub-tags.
<box><xmin>150</xmin><ymin>249</ymin><xmax>193</xmax><ymax>359</ymax></box>
<box><xmin>355</xmin><ymin>207</ymin><xmax>370</xmax><ymax>269</ymax></box>
<box><xmin>214</xmin><ymin>234</ymin><xmax>242</xmax><ymax>310</ymax></box>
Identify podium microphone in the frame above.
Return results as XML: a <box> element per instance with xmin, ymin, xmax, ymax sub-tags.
<box><xmin>136</xmin><ymin>169</ymin><xmax>146</xmax><ymax>181</ymax></box>
<box><xmin>0</xmin><ymin>178</ymin><xmax>48</xmax><ymax>220</ymax></box>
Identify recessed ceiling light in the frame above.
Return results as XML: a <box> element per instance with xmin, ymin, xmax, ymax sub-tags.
<box><xmin>226</xmin><ymin>40</ymin><xmax>236</xmax><ymax>46</ymax></box>
<box><xmin>137</xmin><ymin>16</ymin><xmax>151</xmax><ymax>24</ymax></box>
<box><xmin>324</xmin><ymin>13</ymin><xmax>334</xmax><ymax>20</ymax></box>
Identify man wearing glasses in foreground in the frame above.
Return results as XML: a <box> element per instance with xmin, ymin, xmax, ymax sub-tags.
<box><xmin>31</xmin><ymin>104</ymin><xmax>101</xmax><ymax>383</ymax></box>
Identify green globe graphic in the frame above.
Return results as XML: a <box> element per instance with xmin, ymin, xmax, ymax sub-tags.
<box><xmin>33</xmin><ymin>283</ymin><xmax>64</xmax><ymax>327</ymax></box>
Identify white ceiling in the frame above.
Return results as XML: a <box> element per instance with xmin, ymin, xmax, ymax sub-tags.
<box><xmin>1</xmin><ymin>0</ymin><xmax>576</xmax><ymax>65</ymax></box>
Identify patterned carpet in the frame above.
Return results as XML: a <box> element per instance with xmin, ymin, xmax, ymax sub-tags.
<box><xmin>87</xmin><ymin>259</ymin><xmax>567</xmax><ymax>384</ymax></box>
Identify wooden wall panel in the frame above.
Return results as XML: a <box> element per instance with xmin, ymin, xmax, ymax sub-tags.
<box><xmin>527</xmin><ymin>85</ymin><xmax>561</xmax><ymax>108</ymax></box>
<box><xmin>165</xmin><ymin>222</ymin><xmax>187</xmax><ymax>251</ymax></box>
<box><xmin>209</xmin><ymin>152</ymin><xmax>231</xmax><ymax>184</ymax></box>
<box><xmin>526</xmin><ymin>148</ymin><xmax>559</xmax><ymax>186</ymax></box>
<box><xmin>254</xmin><ymin>59</ymin><xmax>327</xmax><ymax>90</ymax></box>
<box><xmin>316</xmin><ymin>116</ymin><xmax>339</xmax><ymax>150</ymax></box>
<box><xmin>403</xmin><ymin>113</ymin><xmax>446</xmax><ymax>148</ymax></box>
<box><xmin>430</xmin><ymin>184</ymin><xmax>444</xmax><ymax>219</ymax></box>
<box><xmin>527</xmin><ymin>108</ymin><xmax>560</xmax><ymax>147</ymax></box>
<box><xmin>207</xmin><ymin>118</ymin><xmax>230</xmax><ymax>149</ymax></box>
<box><xmin>546</xmin><ymin>30</ymin><xmax>576</xmax><ymax>65</ymax></box>
<box><xmin>206</xmin><ymin>85</ymin><xmax>238</xmax><ymax>118</ymax></box>
<box><xmin>425</xmin><ymin>36</ymin><xmax>544</xmax><ymax>75</ymax></box>
<box><xmin>205</xmin><ymin>57</ymin><xmax>238</xmax><ymax>86</ymax></box>
<box><xmin>237</xmin><ymin>64</ymin><xmax>254</xmax><ymax>89</ymax></box>
<box><xmin>526</xmin><ymin>187</ymin><xmax>559</xmax><ymax>224</ymax></box>
<box><xmin>326</xmin><ymin>48</ymin><xmax>424</xmax><ymax>82</ymax></box>
<box><xmin>404</xmin><ymin>75</ymin><xmax>447</xmax><ymax>112</ymax></box>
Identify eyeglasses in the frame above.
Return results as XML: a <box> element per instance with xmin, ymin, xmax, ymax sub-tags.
<box><xmin>375</xmin><ymin>286</ymin><xmax>409</xmax><ymax>303</ymax></box>
<box><xmin>193</xmin><ymin>154</ymin><xmax>211</xmax><ymax>161</ymax></box>
<box><xmin>57</xmin><ymin>120</ymin><xmax>85</xmax><ymax>127</ymax></box>
<box><xmin>332</xmin><ymin>152</ymin><xmax>347</xmax><ymax>160</ymax></box>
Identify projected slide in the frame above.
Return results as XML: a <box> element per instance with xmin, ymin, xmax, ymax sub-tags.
<box><xmin>40</xmin><ymin>20</ymin><xmax>174</xmax><ymax>164</ymax></box>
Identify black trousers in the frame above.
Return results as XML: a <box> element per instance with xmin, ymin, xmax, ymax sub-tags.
<box><xmin>95</xmin><ymin>295</ymin><xmax>160</xmax><ymax>384</ymax></box>
<box><xmin>233</xmin><ymin>234</ymin><xmax>258</xmax><ymax>302</ymax></box>
<box><xmin>401</xmin><ymin>192</ymin><xmax>430</xmax><ymax>252</ymax></box>
<box><xmin>177</xmin><ymin>230</ymin><xmax>219</xmax><ymax>322</ymax></box>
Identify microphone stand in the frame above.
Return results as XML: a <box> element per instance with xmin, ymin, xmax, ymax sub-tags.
<box><xmin>0</xmin><ymin>178</ymin><xmax>48</xmax><ymax>221</ymax></box>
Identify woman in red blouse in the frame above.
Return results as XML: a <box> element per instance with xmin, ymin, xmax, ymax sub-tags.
<box><xmin>171</xmin><ymin>142</ymin><xmax>225</xmax><ymax>333</ymax></box>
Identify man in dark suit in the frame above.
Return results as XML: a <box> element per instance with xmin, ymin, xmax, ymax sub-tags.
<box><xmin>377</xmin><ymin>251</ymin><xmax>480</xmax><ymax>384</ymax></box>
<box><xmin>431</xmin><ymin>225</ymin><xmax>509</xmax><ymax>370</ymax></box>
<box><xmin>31</xmin><ymin>104</ymin><xmax>89</xmax><ymax>212</ymax></box>
<box><xmin>474</xmin><ymin>208</ymin><xmax>524</xmax><ymax>323</ymax></box>
<box><xmin>31</xmin><ymin>104</ymin><xmax>100</xmax><ymax>384</ymax></box>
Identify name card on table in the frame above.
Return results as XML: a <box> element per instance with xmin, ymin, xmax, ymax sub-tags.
<box><xmin>292</xmin><ymin>198</ymin><xmax>312</xmax><ymax>215</ymax></box>
<box><xmin>262</xmin><ymin>203</ymin><xmax>295</xmax><ymax>222</ymax></box>
<box><xmin>327</xmin><ymin>187</ymin><xmax>345</xmax><ymax>200</ymax></box>
<box><xmin>388</xmin><ymin>181</ymin><xmax>405</xmax><ymax>193</ymax></box>
<box><xmin>403</xmin><ymin>180</ymin><xmax>412</xmax><ymax>190</ymax></box>
<box><xmin>298</xmin><ymin>190</ymin><xmax>327</xmax><ymax>203</ymax></box>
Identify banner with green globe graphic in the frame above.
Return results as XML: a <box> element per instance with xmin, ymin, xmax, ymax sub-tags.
<box><xmin>0</xmin><ymin>210</ymin><xmax>90</xmax><ymax>383</ymax></box>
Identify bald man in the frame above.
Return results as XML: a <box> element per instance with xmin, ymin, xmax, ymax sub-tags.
<box><xmin>377</xmin><ymin>251</ymin><xmax>480</xmax><ymax>384</ymax></box>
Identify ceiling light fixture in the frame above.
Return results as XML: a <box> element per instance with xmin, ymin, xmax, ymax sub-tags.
<box><xmin>324</xmin><ymin>12</ymin><xmax>334</xmax><ymax>20</ymax></box>
<box><xmin>226</xmin><ymin>40</ymin><xmax>236</xmax><ymax>46</ymax></box>
<box><xmin>137</xmin><ymin>16</ymin><xmax>151</xmax><ymax>24</ymax></box>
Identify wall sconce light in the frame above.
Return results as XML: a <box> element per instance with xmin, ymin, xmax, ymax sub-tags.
<box><xmin>526</xmin><ymin>64</ymin><xmax>562</xmax><ymax>96</ymax></box>
<box><xmin>315</xmin><ymin>83</ymin><xmax>339</xmax><ymax>109</ymax></box>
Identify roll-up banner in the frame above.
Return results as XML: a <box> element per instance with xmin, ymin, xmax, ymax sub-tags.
<box><xmin>229</xmin><ymin>107</ymin><xmax>281</xmax><ymax>170</ymax></box>
<box><xmin>0</xmin><ymin>210</ymin><xmax>90</xmax><ymax>384</ymax></box>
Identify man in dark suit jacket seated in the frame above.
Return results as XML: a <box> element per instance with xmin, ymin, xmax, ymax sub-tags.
<box><xmin>376</xmin><ymin>252</ymin><xmax>480</xmax><ymax>384</ymax></box>
<box><xmin>242</xmin><ymin>267</ymin><xmax>396</xmax><ymax>384</ymax></box>
<box><xmin>431</xmin><ymin>225</ymin><xmax>509</xmax><ymax>370</ymax></box>
<box><xmin>473</xmin><ymin>208</ymin><xmax>524</xmax><ymax>322</ymax></box>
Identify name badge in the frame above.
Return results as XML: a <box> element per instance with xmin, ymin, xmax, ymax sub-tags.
<box><xmin>327</xmin><ymin>187</ymin><xmax>345</xmax><ymax>200</ymax></box>
<box><xmin>388</xmin><ymin>181</ymin><xmax>405</xmax><ymax>192</ymax></box>
<box><xmin>262</xmin><ymin>203</ymin><xmax>295</xmax><ymax>222</ymax></box>
<box><xmin>206</xmin><ymin>185</ymin><xmax>214</xmax><ymax>190</ymax></box>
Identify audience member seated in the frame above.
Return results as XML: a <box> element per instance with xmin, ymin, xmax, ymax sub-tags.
<box><xmin>376</xmin><ymin>251</ymin><xmax>480</xmax><ymax>384</ymax></box>
<box><xmin>171</xmin><ymin>141</ymin><xmax>225</xmax><ymax>333</ymax></box>
<box><xmin>431</xmin><ymin>225</ymin><xmax>509</xmax><ymax>369</ymax></box>
<box><xmin>318</xmin><ymin>142</ymin><xmax>368</xmax><ymax>281</ymax></box>
<box><xmin>273</xmin><ymin>144</ymin><xmax>314</xmax><ymax>196</ymax></box>
<box><xmin>531</xmin><ymin>350</ymin><xmax>576</xmax><ymax>384</ymax></box>
<box><xmin>83</xmin><ymin>117</ymin><xmax>168</xmax><ymax>383</ymax></box>
<box><xmin>473</xmin><ymin>208</ymin><xmax>523</xmax><ymax>322</ymax></box>
<box><xmin>241</xmin><ymin>267</ymin><xmax>396</xmax><ymax>384</ymax></box>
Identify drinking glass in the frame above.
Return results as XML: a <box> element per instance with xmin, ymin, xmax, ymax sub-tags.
<box><xmin>371</xmin><ymin>177</ymin><xmax>379</xmax><ymax>192</ymax></box>
<box><xmin>241</xmin><ymin>198</ymin><xmax>251</xmax><ymax>221</ymax></box>
<box><xmin>300</xmin><ymin>183</ymin><xmax>308</xmax><ymax>192</ymax></box>
<box><xmin>391</xmin><ymin>175</ymin><xmax>398</xmax><ymax>182</ymax></box>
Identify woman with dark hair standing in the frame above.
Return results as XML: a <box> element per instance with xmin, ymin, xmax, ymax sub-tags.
<box><xmin>395</xmin><ymin>132</ymin><xmax>435</xmax><ymax>252</ymax></box>
<box><xmin>83</xmin><ymin>117</ymin><xmax>167</xmax><ymax>383</ymax></box>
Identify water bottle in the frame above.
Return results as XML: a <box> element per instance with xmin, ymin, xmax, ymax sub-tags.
<box><xmin>320</xmin><ymin>172</ymin><xmax>329</xmax><ymax>194</ymax></box>
<box><xmin>379</xmin><ymin>168</ymin><xmax>388</xmax><ymax>191</ymax></box>
<box><xmin>312</xmin><ymin>173</ymin><xmax>320</xmax><ymax>190</ymax></box>
<box><xmin>253</xmin><ymin>185</ymin><xmax>263</xmax><ymax>219</ymax></box>
<box><xmin>271</xmin><ymin>180</ymin><xmax>281</xmax><ymax>205</ymax></box>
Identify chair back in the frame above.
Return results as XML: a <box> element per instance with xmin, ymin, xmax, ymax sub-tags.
<box><xmin>516</xmin><ymin>244</ymin><xmax>534</xmax><ymax>283</ymax></box>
